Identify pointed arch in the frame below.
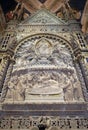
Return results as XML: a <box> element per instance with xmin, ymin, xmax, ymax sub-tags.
<box><xmin>13</xmin><ymin>33</ymin><xmax>80</xmax><ymax>59</ymax></box>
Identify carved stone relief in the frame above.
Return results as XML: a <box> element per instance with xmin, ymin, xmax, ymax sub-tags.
<box><xmin>0</xmin><ymin>116</ymin><xmax>88</xmax><ymax>130</ymax></box>
<box><xmin>14</xmin><ymin>9</ymin><xmax>80</xmax><ymax>42</ymax></box>
<box><xmin>5</xmin><ymin>37</ymin><xmax>84</xmax><ymax>103</ymax></box>
<box><xmin>0</xmin><ymin>8</ymin><xmax>88</xmax><ymax>130</ymax></box>
<box><xmin>21</xmin><ymin>9</ymin><xmax>66</xmax><ymax>25</ymax></box>
<box><xmin>16</xmin><ymin>25</ymin><xmax>80</xmax><ymax>42</ymax></box>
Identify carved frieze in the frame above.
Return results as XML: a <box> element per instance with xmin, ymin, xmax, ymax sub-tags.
<box><xmin>0</xmin><ymin>116</ymin><xmax>88</xmax><ymax>130</ymax></box>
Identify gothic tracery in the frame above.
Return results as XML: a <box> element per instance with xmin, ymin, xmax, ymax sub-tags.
<box><xmin>0</xmin><ymin>5</ymin><xmax>88</xmax><ymax>130</ymax></box>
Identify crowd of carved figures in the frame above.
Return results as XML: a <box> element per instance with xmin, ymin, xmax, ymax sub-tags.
<box><xmin>0</xmin><ymin>1</ymin><xmax>88</xmax><ymax>130</ymax></box>
<box><xmin>0</xmin><ymin>29</ymin><xmax>87</xmax><ymax>102</ymax></box>
<box><xmin>6</xmin><ymin>70</ymin><xmax>83</xmax><ymax>102</ymax></box>
<box><xmin>5</xmin><ymin>38</ymin><xmax>84</xmax><ymax>102</ymax></box>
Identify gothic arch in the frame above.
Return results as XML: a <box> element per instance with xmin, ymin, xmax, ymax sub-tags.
<box><xmin>14</xmin><ymin>33</ymin><xmax>79</xmax><ymax>58</ymax></box>
<box><xmin>0</xmin><ymin>5</ymin><xmax>88</xmax><ymax>130</ymax></box>
<box><xmin>1</xmin><ymin>32</ymin><xmax>87</xmax><ymax>103</ymax></box>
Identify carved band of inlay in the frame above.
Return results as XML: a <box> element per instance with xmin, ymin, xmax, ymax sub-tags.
<box><xmin>0</xmin><ymin>117</ymin><xmax>88</xmax><ymax>129</ymax></box>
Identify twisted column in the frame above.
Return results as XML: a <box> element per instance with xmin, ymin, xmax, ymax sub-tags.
<box><xmin>78</xmin><ymin>57</ymin><xmax>88</xmax><ymax>90</ymax></box>
<box><xmin>74</xmin><ymin>55</ymin><xmax>88</xmax><ymax>101</ymax></box>
<box><xmin>0</xmin><ymin>58</ymin><xmax>15</xmax><ymax>102</ymax></box>
<box><xmin>0</xmin><ymin>56</ymin><xmax>10</xmax><ymax>93</ymax></box>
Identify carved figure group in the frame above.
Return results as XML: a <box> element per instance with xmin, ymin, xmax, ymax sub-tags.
<box><xmin>6</xmin><ymin>69</ymin><xmax>83</xmax><ymax>102</ymax></box>
<box><xmin>5</xmin><ymin>38</ymin><xmax>84</xmax><ymax>102</ymax></box>
<box><xmin>7</xmin><ymin>75</ymin><xmax>26</xmax><ymax>101</ymax></box>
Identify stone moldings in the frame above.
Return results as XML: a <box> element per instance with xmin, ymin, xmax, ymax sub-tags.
<box><xmin>0</xmin><ymin>8</ymin><xmax>88</xmax><ymax>130</ymax></box>
<box><xmin>0</xmin><ymin>116</ymin><xmax>88</xmax><ymax>130</ymax></box>
<box><xmin>4</xmin><ymin>36</ymin><xmax>84</xmax><ymax>103</ymax></box>
<box><xmin>21</xmin><ymin>9</ymin><xmax>66</xmax><ymax>25</ymax></box>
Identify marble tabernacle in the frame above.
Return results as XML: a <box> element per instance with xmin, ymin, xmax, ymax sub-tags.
<box><xmin>0</xmin><ymin>9</ymin><xmax>88</xmax><ymax>130</ymax></box>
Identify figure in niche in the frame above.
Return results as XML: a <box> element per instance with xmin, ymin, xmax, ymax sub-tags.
<box><xmin>35</xmin><ymin>38</ymin><xmax>53</xmax><ymax>57</ymax></box>
<box><xmin>7</xmin><ymin>76</ymin><xmax>19</xmax><ymax>100</ymax></box>
<box><xmin>72</xmin><ymin>74</ymin><xmax>84</xmax><ymax>101</ymax></box>
<box><xmin>17</xmin><ymin>75</ymin><xmax>26</xmax><ymax>100</ymax></box>
<box><xmin>25</xmin><ymin>74</ymin><xmax>33</xmax><ymax>96</ymax></box>
<box><xmin>63</xmin><ymin>72</ymin><xmax>84</xmax><ymax>101</ymax></box>
<box><xmin>63</xmin><ymin>83</ymin><xmax>73</xmax><ymax>101</ymax></box>
<box><xmin>73</xmin><ymin>87</ymin><xmax>80</xmax><ymax>100</ymax></box>
<box><xmin>7</xmin><ymin>75</ymin><xmax>26</xmax><ymax>101</ymax></box>
<box><xmin>7</xmin><ymin>77</ymin><xmax>15</xmax><ymax>99</ymax></box>
<box><xmin>63</xmin><ymin>72</ymin><xmax>74</xmax><ymax>101</ymax></box>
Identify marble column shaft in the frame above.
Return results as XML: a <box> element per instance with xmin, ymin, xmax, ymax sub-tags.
<box><xmin>0</xmin><ymin>57</ymin><xmax>10</xmax><ymax>92</ymax></box>
<box><xmin>0</xmin><ymin>59</ymin><xmax>14</xmax><ymax>102</ymax></box>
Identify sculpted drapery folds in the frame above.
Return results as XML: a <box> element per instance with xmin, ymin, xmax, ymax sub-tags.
<box><xmin>0</xmin><ymin>4</ymin><xmax>88</xmax><ymax>130</ymax></box>
<box><xmin>0</xmin><ymin>7</ymin><xmax>86</xmax><ymax>103</ymax></box>
<box><xmin>5</xmin><ymin>37</ymin><xmax>84</xmax><ymax>103</ymax></box>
